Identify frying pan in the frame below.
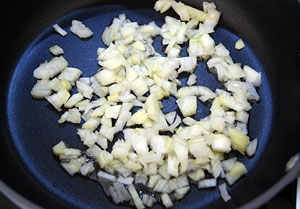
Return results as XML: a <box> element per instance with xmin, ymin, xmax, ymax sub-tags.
<box><xmin>1</xmin><ymin>0</ymin><xmax>300</xmax><ymax>208</ymax></box>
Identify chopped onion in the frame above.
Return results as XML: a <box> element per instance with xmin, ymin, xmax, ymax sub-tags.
<box><xmin>31</xmin><ymin>80</ymin><xmax>52</xmax><ymax>99</ymax></box>
<box><xmin>80</xmin><ymin>162</ymin><xmax>95</xmax><ymax>176</ymax></box>
<box><xmin>59</xmin><ymin>108</ymin><xmax>81</xmax><ymax>124</ymax></box>
<box><xmin>70</xmin><ymin>20</ymin><xmax>93</xmax><ymax>39</ymax></box>
<box><xmin>176</xmin><ymin>96</ymin><xmax>197</xmax><ymax>117</ymax></box>
<box><xmin>117</xmin><ymin>176</ymin><xmax>134</xmax><ymax>185</ymax></box>
<box><xmin>53</xmin><ymin>24</ymin><xmax>67</xmax><ymax>36</ymax></box>
<box><xmin>128</xmin><ymin>184</ymin><xmax>145</xmax><ymax>209</ymax></box>
<box><xmin>222</xmin><ymin>158</ymin><xmax>236</xmax><ymax>173</ymax></box>
<box><xmin>97</xmin><ymin>170</ymin><xmax>116</xmax><ymax>182</ymax></box>
<box><xmin>187</xmin><ymin>73</ymin><xmax>197</xmax><ymax>86</ymax></box>
<box><xmin>198</xmin><ymin>179</ymin><xmax>217</xmax><ymax>189</ymax></box>
<box><xmin>246</xmin><ymin>138</ymin><xmax>258</xmax><ymax>157</ymax></box>
<box><xmin>218</xmin><ymin>183</ymin><xmax>231</xmax><ymax>202</ymax></box>
<box><xmin>49</xmin><ymin>45</ymin><xmax>64</xmax><ymax>56</ymax></box>
<box><xmin>235</xmin><ymin>39</ymin><xmax>245</xmax><ymax>50</ymax></box>
<box><xmin>142</xmin><ymin>194</ymin><xmax>156</xmax><ymax>207</ymax></box>
<box><xmin>34</xmin><ymin>1</ymin><xmax>264</xmax><ymax>207</ymax></box>
<box><xmin>174</xmin><ymin>186</ymin><xmax>190</xmax><ymax>200</ymax></box>
<box><xmin>33</xmin><ymin>56</ymin><xmax>68</xmax><ymax>80</ymax></box>
<box><xmin>229</xmin><ymin>161</ymin><xmax>247</xmax><ymax>176</ymax></box>
<box><xmin>161</xmin><ymin>193</ymin><xmax>173</xmax><ymax>208</ymax></box>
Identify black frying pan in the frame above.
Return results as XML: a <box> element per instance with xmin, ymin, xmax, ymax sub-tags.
<box><xmin>1</xmin><ymin>0</ymin><xmax>300</xmax><ymax>209</ymax></box>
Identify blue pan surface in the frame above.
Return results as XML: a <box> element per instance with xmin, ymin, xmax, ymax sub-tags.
<box><xmin>6</xmin><ymin>4</ymin><xmax>273</xmax><ymax>209</ymax></box>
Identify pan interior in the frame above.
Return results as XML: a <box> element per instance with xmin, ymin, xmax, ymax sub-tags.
<box><xmin>6</xmin><ymin>4</ymin><xmax>272</xmax><ymax>209</ymax></box>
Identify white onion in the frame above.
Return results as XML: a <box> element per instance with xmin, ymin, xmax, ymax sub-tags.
<box><xmin>53</xmin><ymin>24</ymin><xmax>67</xmax><ymax>36</ymax></box>
<box><xmin>32</xmin><ymin>1</ymin><xmax>264</xmax><ymax>207</ymax></box>
<box><xmin>49</xmin><ymin>45</ymin><xmax>64</xmax><ymax>55</ymax></box>
<box><xmin>198</xmin><ymin>179</ymin><xmax>217</xmax><ymax>188</ymax></box>
<box><xmin>218</xmin><ymin>183</ymin><xmax>231</xmax><ymax>202</ymax></box>
<box><xmin>246</xmin><ymin>138</ymin><xmax>258</xmax><ymax>157</ymax></box>
<box><xmin>70</xmin><ymin>20</ymin><xmax>93</xmax><ymax>39</ymax></box>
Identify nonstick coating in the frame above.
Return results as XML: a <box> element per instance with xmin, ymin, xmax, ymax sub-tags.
<box><xmin>1</xmin><ymin>0</ymin><xmax>299</xmax><ymax>209</ymax></box>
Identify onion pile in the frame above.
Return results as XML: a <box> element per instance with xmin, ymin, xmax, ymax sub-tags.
<box><xmin>31</xmin><ymin>1</ymin><xmax>261</xmax><ymax>208</ymax></box>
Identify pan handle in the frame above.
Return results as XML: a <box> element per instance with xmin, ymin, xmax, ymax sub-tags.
<box><xmin>240</xmin><ymin>153</ymin><xmax>300</xmax><ymax>209</ymax></box>
<box><xmin>0</xmin><ymin>180</ymin><xmax>42</xmax><ymax>209</ymax></box>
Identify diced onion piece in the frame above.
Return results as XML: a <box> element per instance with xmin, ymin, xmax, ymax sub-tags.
<box><xmin>99</xmin><ymin>125</ymin><xmax>116</xmax><ymax>142</ymax></box>
<box><xmin>173</xmin><ymin>138</ymin><xmax>189</xmax><ymax>174</ymax></box>
<box><xmin>236</xmin><ymin>111</ymin><xmax>249</xmax><ymax>123</ymax></box>
<box><xmin>235</xmin><ymin>39</ymin><xmax>245</xmax><ymax>50</ymax></box>
<box><xmin>117</xmin><ymin>176</ymin><xmax>134</xmax><ymax>185</ymax></box>
<box><xmin>154</xmin><ymin>0</ymin><xmax>172</xmax><ymax>13</ymax></box>
<box><xmin>146</xmin><ymin>94</ymin><xmax>160</xmax><ymax>122</ymax></box>
<box><xmin>246</xmin><ymin>138</ymin><xmax>258</xmax><ymax>157</ymax></box>
<box><xmin>104</xmin><ymin>105</ymin><xmax>121</xmax><ymax>119</ymax></box>
<box><xmin>168</xmin><ymin>175</ymin><xmax>189</xmax><ymax>192</ymax></box>
<box><xmin>97</xmin><ymin>170</ymin><xmax>116</xmax><ymax>182</ymax></box>
<box><xmin>210</xmin><ymin>134</ymin><xmax>231</xmax><ymax>153</ymax></box>
<box><xmin>64</xmin><ymin>93</ymin><xmax>83</xmax><ymax>108</ymax></box>
<box><xmin>111</xmin><ymin>183</ymin><xmax>131</xmax><ymax>203</ymax></box>
<box><xmin>128</xmin><ymin>184</ymin><xmax>145</xmax><ymax>209</ymax></box>
<box><xmin>52</xmin><ymin>141</ymin><xmax>67</xmax><ymax>155</ymax></box>
<box><xmin>82</xmin><ymin>117</ymin><xmax>101</xmax><ymax>131</ymax></box>
<box><xmin>174</xmin><ymin>186</ymin><xmax>190</xmax><ymax>200</ymax></box>
<box><xmin>58</xmin><ymin>67</ymin><xmax>82</xmax><ymax>85</ymax></box>
<box><xmin>125</xmin><ymin>129</ymin><xmax>148</xmax><ymax>154</ymax></box>
<box><xmin>244</xmin><ymin>65</ymin><xmax>262</xmax><ymax>87</ymax></box>
<box><xmin>142</xmin><ymin>194</ymin><xmax>156</xmax><ymax>208</ymax></box>
<box><xmin>80</xmin><ymin>162</ymin><xmax>95</xmax><ymax>176</ymax></box>
<box><xmin>188</xmin><ymin>168</ymin><xmax>205</xmax><ymax>181</ymax></box>
<box><xmin>151</xmin><ymin>135</ymin><xmax>171</xmax><ymax>154</ymax></box>
<box><xmin>188</xmin><ymin>34</ymin><xmax>215</xmax><ymax>58</ymax></box>
<box><xmin>94</xmin><ymin>69</ymin><xmax>116</xmax><ymax>86</ymax></box>
<box><xmin>53</xmin><ymin>24</ymin><xmax>67</xmax><ymax>36</ymax></box>
<box><xmin>86</xmin><ymin>145</ymin><xmax>102</xmax><ymax>160</ymax></box>
<box><xmin>222</xmin><ymin>158</ymin><xmax>236</xmax><ymax>173</ymax></box>
<box><xmin>130</xmin><ymin>76</ymin><xmax>148</xmax><ymax>97</ymax></box>
<box><xmin>198</xmin><ymin>179</ymin><xmax>217</xmax><ymax>189</ymax></box>
<box><xmin>49</xmin><ymin>45</ymin><xmax>64</xmax><ymax>55</ymax></box>
<box><xmin>218</xmin><ymin>183</ymin><xmax>231</xmax><ymax>202</ymax></box>
<box><xmin>228</xmin><ymin>128</ymin><xmax>249</xmax><ymax>155</ymax></box>
<box><xmin>167</xmin><ymin>153</ymin><xmax>179</xmax><ymax>177</ymax></box>
<box><xmin>225</xmin><ymin>173</ymin><xmax>242</xmax><ymax>186</ymax></box>
<box><xmin>76</xmin><ymin>81</ymin><xmax>93</xmax><ymax>99</ymax></box>
<box><xmin>153</xmin><ymin>178</ymin><xmax>169</xmax><ymax>192</ymax></box>
<box><xmin>165</xmin><ymin>111</ymin><xmax>176</xmax><ymax>124</ymax></box>
<box><xmin>33</xmin><ymin>56</ymin><xmax>68</xmax><ymax>80</ymax></box>
<box><xmin>135</xmin><ymin>172</ymin><xmax>148</xmax><ymax>185</ymax></box>
<box><xmin>161</xmin><ymin>193</ymin><xmax>173</xmax><ymax>208</ymax></box>
<box><xmin>182</xmin><ymin>117</ymin><xmax>197</xmax><ymax>125</ymax></box>
<box><xmin>187</xmin><ymin>74</ymin><xmax>197</xmax><ymax>86</ymax></box>
<box><xmin>131</xmin><ymin>109</ymin><xmax>148</xmax><ymax>124</ymax></box>
<box><xmin>177</xmin><ymin>57</ymin><xmax>197</xmax><ymax>73</ymax></box>
<box><xmin>46</xmin><ymin>88</ymin><xmax>70</xmax><ymax>111</ymax></box>
<box><xmin>60</xmin><ymin>162</ymin><xmax>80</xmax><ymax>176</ymax></box>
<box><xmin>49</xmin><ymin>77</ymin><xmax>72</xmax><ymax>92</ymax></box>
<box><xmin>148</xmin><ymin>175</ymin><xmax>160</xmax><ymax>188</ymax></box>
<box><xmin>171</xmin><ymin>1</ymin><xmax>190</xmax><ymax>21</ymax></box>
<box><xmin>70</xmin><ymin>20</ymin><xmax>93</xmax><ymax>39</ymax></box>
<box><xmin>229</xmin><ymin>161</ymin><xmax>247</xmax><ymax>176</ymax></box>
<box><xmin>98</xmin><ymin>150</ymin><xmax>113</xmax><ymax>168</ymax></box>
<box><xmin>111</xmin><ymin>140</ymin><xmax>131</xmax><ymax>159</ymax></box>
<box><xmin>169</xmin><ymin>115</ymin><xmax>182</xmax><ymax>133</ymax></box>
<box><xmin>176</xmin><ymin>96</ymin><xmax>197</xmax><ymax>117</ymax></box>
<box><xmin>59</xmin><ymin>108</ymin><xmax>81</xmax><ymax>124</ymax></box>
<box><xmin>77</xmin><ymin>129</ymin><xmax>98</xmax><ymax>148</ymax></box>
<box><xmin>31</xmin><ymin>80</ymin><xmax>52</xmax><ymax>98</ymax></box>
<box><xmin>97</xmin><ymin>134</ymin><xmax>108</xmax><ymax>150</ymax></box>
